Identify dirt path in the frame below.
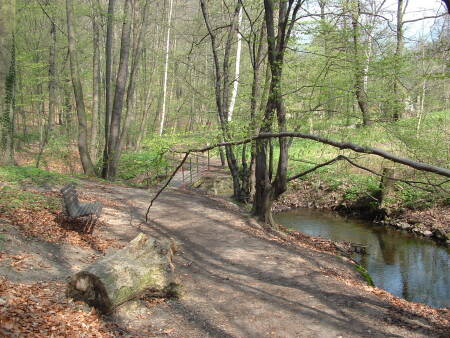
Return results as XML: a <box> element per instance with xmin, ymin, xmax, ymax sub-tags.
<box><xmin>66</xmin><ymin>181</ymin><xmax>446</xmax><ymax>337</ymax></box>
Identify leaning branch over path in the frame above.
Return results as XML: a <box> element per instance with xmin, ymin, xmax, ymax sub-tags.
<box><xmin>173</xmin><ymin>132</ymin><xmax>450</xmax><ymax>178</ymax></box>
<box><xmin>145</xmin><ymin>152</ymin><xmax>190</xmax><ymax>222</ymax></box>
<box><xmin>287</xmin><ymin>155</ymin><xmax>449</xmax><ymax>193</ymax></box>
<box><xmin>145</xmin><ymin>132</ymin><xmax>450</xmax><ymax>220</ymax></box>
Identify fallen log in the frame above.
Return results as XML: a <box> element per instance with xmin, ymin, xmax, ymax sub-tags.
<box><xmin>66</xmin><ymin>233</ymin><xmax>179</xmax><ymax>314</ymax></box>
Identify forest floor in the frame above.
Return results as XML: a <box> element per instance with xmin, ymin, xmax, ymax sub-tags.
<box><xmin>0</xmin><ymin>179</ymin><xmax>449</xmax><ymax>337</ymax></box>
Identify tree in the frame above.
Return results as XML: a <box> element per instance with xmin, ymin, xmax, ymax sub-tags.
<box><xmin>253</xmin><ymin>0</ymin><xmax>303</xmax><ymax>225</ymax></box>
<box><xmin>89</xmin><ymin>0</ymin><xmax>101</xmax><ymax>163</ymax></box>
<box><xmin>200</xmin><ymin>0</ymin><xmax>249</xmax><ymax>202</ymax></box>
<box><xmin>102</xmin><ymin>0</ymin><xmax>132</xmax><ymax>179</ymax></box>
<box><xmin>392</xmin><ymin>0</ymin><xmax>406</xmax><ymax>121</ymax></box>
<box><xmin>36</xmin><ymin>0</ymin><xmax>57</xmax><ymax>168</ymax></box>
<box><xmin>0</xmin><ymin>0</ymin><xmax>16</xmax><ymax>166</ymax></box>
<box><xmin>350</xmin><ymin>0</ymin><xmax>370</xmax><ymax>125</ymax></box>
<box><xmin>159</xmin><ymin>0</ymin><xmax>174</xmax><ymax>136</ymax></box>
<box><xmin>101</xmin><ymin>0</ymin><xmax>115</xmax><ymax>178</ymax></box>
<box><xmin>65</xmin><ymin>0</ymin><xmax>96</xmax><ymax>175</ymax></box>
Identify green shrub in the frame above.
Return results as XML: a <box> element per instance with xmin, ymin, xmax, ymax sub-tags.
<box><xmin>118</xmin><ymin>151</ymin><xmax>168</xmax><ymax>180</ymax></box>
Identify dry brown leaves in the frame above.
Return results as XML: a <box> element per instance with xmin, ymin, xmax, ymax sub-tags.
<box><xmin>0</xmin><ymin>252</ymin><xmax>32</xmax><ymax>271</ymax></box>
<box><xmin>0</xmin><ymin>277</ymin><xmax>122</xmax><ymax>337</ymax></box>
<box><xmin>0</xmin><ymin>191</ymin><xmax>123</xmax><ymax>253</ymax></box>
<box><xmin>370</xmin><ymin>286</ymin><xmax>450</xmax><ymax>332</ymax></box>
<box><xmin>400</xmin><ymin>206</ymin><xmax>450</xmax><ymax>232</ymax></box>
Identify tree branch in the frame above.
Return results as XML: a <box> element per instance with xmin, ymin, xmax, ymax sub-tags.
<box><xmin>145</xmin><ymin>152</ymin><xmax>190</xmax><ymax>222</ymax></box>
<box><xmin>171</xmin><ymin>132</ymin><xmax>450</xmax><ymax>178</ymax></box>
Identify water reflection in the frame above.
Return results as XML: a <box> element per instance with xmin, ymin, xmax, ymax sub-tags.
<box><xmin>274</xmin><ymin>208</ymin><xmax>450</xmax><ymax>308</ymax></box>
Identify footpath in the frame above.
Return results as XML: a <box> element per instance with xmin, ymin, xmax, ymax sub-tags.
<box><xmin>1</xmin><ymin>180</ymin><xmax>448</xmax><ymax>337</ymax></box>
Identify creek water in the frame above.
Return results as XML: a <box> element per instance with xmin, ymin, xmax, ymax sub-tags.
<box><xmin>274</xmin><ymin>208</ymin><xmax>450</xmax><ymax>308</ymax></box>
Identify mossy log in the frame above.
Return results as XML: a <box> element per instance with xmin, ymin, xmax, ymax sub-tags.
<box><xmin>66</xmin><ymin>233</ymin><xmax>178</xmax><ymax>314</ymax></box>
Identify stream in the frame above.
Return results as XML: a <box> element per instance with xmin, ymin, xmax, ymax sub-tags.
<box><xmin>274</xmin><ymin>208</ymin><xmax>450</xmax><ymax>308</ymax></box>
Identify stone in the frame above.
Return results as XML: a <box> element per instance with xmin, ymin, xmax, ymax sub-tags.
<box><xmin>422</xmin><ymin>230</ymin><xmax>433</xmax><ymax>237</ymax></box>
<box><xmin>398</xmin><ymin>222</ymin><xmax>411</xmax><ymax>230</ymax></box>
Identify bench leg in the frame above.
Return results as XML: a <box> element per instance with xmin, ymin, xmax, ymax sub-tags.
<box><xmin>86</xmin><ymin>215</ymin><xmax>98</xmax><ymax>234</ymax></box>
<box><xmin>84</xmin><ymin>215</ymin><xmax>93</xmax><ymax>234</ymax></box>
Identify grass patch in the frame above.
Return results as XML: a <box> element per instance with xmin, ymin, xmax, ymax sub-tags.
<box><xmin>0</xmin><ymin>186</ymin><xmax>61</xmax><ymax>213</ymax></box>
<box><xmin>0</xmin><ymin>166</ymin><xmax>77</xmax><ymax>186</ymax></box>
<box><xmin>355</xmin><ymin>264</ymin><xmax>374</xmax><ymax>286</ymax></box>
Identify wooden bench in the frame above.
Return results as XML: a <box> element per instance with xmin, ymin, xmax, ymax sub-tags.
<box><xmin>60</xmin><ymin>183</ymin><xmax>103</xmax><ymax>234</ymax></box>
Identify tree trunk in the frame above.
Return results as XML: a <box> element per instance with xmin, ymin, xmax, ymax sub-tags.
<box><xmin>113</xmin><ymin>0</ymin><xmax>150</xmax><ymax>168</ymax></box>
<box><xmin>65</xmin><ymin>0</ymin><xmax>96</xmax><ymax>175</ymax></box>
<box><xmin>227</xmin><ymin>6</ymin><xmax>243</xmax><ymax>122</ymax></box>
<box><xmin>159</xmin><ymin>0</ymin><xmax>174</xmax><ymax>136</ymax></box>
<box><xmin>104</xmin><ymin>0</ymin><xmax>132</xmax><ymax>179</ymax></box>
<box><xmin>351</xmin><ymin>0</ymin><xmax>370</xmax><ymax>126</ymax></box>
<box><xmin>253</xmin><ymin>0</ymin><xmax>301</xmax><ymax>225</ymax></box>
<box><xmin>90</xmin><ymin>0</ymin><xmax>101</xmax><ymax>163</ymax></box>
<box><xmin>0</xmin><ymin>0</ymin><xmax>16</xmax><ymax>166</ymax></box>
<box><xmin>36</xmin><ymin>19</ymin><xmax>57</xmax><ymax>168</ymax></box>
<box><xmin>66</xmin><ymin>233</ymin><xmax>179</xmax><ymax>314</ymax></box>
<box><xmin>200</xmin><ymin>0</ymin><xmax>246</xmax><ymax>202</ymax></box>
<box><xmin>378</xmin><ymin>167</ymin><xmax>395</xmax><ymax>212</ymax></box>
<box><xmin>392</xmin><ymin>0</ymin><xmax>405</xmax><ymax>121</ymax></box>
<box><xmin>101</xmin><ymin>0</ymin><xmax>115</xmax><ymax>178</ymax></box>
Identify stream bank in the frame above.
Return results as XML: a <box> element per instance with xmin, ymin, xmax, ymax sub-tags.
<box><xmin>273</xmin><ymin>181</ymin><xmax>450</xmax><ymax>246</ymax></box>
<box><xmin>274</xmin><ymin>208</ymin><xmax>450</xmax><ymax>308</ymax></box>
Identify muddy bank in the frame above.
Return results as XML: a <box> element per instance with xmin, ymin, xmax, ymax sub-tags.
<box><xmin>273</xmin><ymin>181</ymin><xmax>450</xmax><ymax>245</ymax></box>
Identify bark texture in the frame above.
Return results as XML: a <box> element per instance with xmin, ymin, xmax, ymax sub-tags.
<box><xmin>66</xmin><ymin>233</ymin><xmax>178</xmax><ymax>314</ymax></box>
<box><xmin>65</xmin><ymin>0</ymin><xmax>96</xmax><ymax>175</ymax></box>
<box><xmin>351</xmin><ymin>0</ymin><xmax>370</xmax><ymax>126</ymax></box>
<box><xmin>0</xmin><ymin>0</ymin><xmax>16</xmax><ymax>165</ymax></box>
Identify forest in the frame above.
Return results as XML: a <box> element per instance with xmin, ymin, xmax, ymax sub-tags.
<box><xmin>0</xmin><ymin>0</ymin><xmax>449</xmax><ymax>336</ymax></box>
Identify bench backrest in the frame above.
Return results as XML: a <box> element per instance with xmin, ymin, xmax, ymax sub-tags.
<box><xmin>60</xmin><ymin>183</ymin><xmax>81</xmax><ymax>216</ymax></box>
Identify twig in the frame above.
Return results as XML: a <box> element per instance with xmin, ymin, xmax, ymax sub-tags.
<box><xmin>36</xmin><ymin>0</ymin><xmax>68</xmax><ymax>37</ymax></box>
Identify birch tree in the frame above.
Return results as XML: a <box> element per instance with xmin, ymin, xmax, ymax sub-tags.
<box><xmin>227</xmin><ymin>5</ymin><xmax>243</xmax><ymax>122</ymax></box>
<box><xmin>159</xmin><ymin>0</ymin><xmax>174</xmax><ymax>136</ymax></box>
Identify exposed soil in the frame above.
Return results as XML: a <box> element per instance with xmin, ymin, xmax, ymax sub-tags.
<box><xmin>1</xmin><ymin>180</ymin><xmax>449</xmax><ymax>337</ymax></box>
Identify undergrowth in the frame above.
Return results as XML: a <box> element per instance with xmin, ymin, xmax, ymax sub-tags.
<box><xmin>0</xmin><ymin>166</ymin><xmax>77</xmax><ymax>186</ymax></box>
<box><xmin>0</xmin><ymin>186</ymin><xmax>61</xmax><ymax>213</ymax></box>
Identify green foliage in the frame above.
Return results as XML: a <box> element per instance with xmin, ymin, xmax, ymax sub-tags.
<box><xmin>118</xmin><ymin>151</ymin><xmax>168</xmax><ymax>181</ymax></box>
<box><xmin>0</xmin><ymin>166</ymin><xmax>77</xmax><ymax>186</ymax></box>
<box><xmin>355</xmin><ymin>264</ymin><xmax>374</xmax><ymax>286</ymax></box>
<box><xmin>0</xmin><ymin>186</ymin><xmax>61</xmax><ymax>212</ymax></box>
